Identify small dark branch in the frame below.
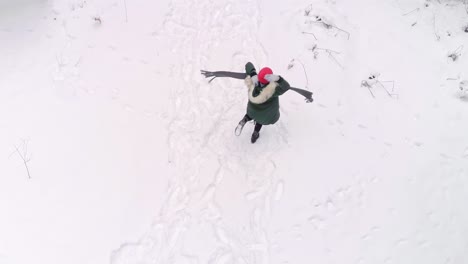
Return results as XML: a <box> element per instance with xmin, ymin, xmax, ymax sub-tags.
<box><xmin>361</xmin><ymin>81</ymin><xmax>376</xmax><ymax>98</ymax></box>
<box><xmin>307</xmin><ymin>16</ymin><xmax>350</xmax><ymax>40</ymax></box>
<box><xmin>307</xmin><ymin>20</ymin><xmax>332</xmax><ymax>29</ymax></box>
<box><xmin>93</xmin><ymin>16</ymin><xmax>102</xmax><ymax>24</ymax></box>
<box><xmin>331</xmin><ymin>25</ymin><xmax>350</xmax><ymax>40</ymax></box>
<box><xmin>304</xmin><ymin>4</ymin><xmax>313</xmax><ymax>16</ymax></box>
<box><xmin>302</xmin><ymin>31</ymin><xmax>317</xmax><ymax>40</ymax></box>
<box><xmin>308</xmin><ymin>44</ymin><xmax>340</xmax><ymax>54</ymax></box>
<box><xmin>448</xmin><ymin>45</ymin><xmax>463</xmax><ymax>61</ymax></box>
<box><xmin>313</xmin><ymin>51</ymin><xmax>319</xmax><ymax>59</ymax></box>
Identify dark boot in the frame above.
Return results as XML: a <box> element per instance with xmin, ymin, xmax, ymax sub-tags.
<box><xmin>251</xmin><ymin>131</ymin><xmax>260</xmax><ymax>143</ymax></box>
<box><xmin>235</xmin><ymin>115</ymin><xmax>252</xmax><ymax>136</ymax></box>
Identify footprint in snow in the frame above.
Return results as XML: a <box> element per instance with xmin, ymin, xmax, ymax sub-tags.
<box><xmin>274</xmin><ymin>180</ymin><xmax>284</xmax><ymax>201</ymax></box>
<box><xmin>215</xmin><ymin>226</ymin><xmax>230</xmax><ymax>245</ymax></box>
<box><xmin>245</xmin><ymin>190</ymin><xmax>262</xmax><ymax>201</ymax></box>
<box><xmin>123</xmin><ymin>104</ymin><xmax>135</xmax><ymax>112</ymax></box>
<box><xmin>200</xmin><ymin>184</ymin><xmax>216</xmax><ymax>204</ymax></box>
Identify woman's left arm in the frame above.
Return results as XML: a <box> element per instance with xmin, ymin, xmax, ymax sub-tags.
<box><xmin>275</xmin><ymin>76</ymin><xmax>290</xmax><ymax>96</ymax></box>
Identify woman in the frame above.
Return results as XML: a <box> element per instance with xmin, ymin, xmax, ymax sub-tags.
<box><xmin>235</xmin><ymin>62</ymin><xmax>290</xmax><ymax>143</ymax></box>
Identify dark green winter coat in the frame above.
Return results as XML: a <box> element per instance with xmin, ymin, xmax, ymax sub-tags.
<box><xmin>244</xmin><ymin>62</ymin><xmax>290</xmax><ymax>125</ymax></box>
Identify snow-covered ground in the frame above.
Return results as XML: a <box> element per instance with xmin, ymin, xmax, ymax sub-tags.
<box><xmin>1</xmin><ymin>0</ymin><xmax>468</xmax><ymax>263</ymax></box>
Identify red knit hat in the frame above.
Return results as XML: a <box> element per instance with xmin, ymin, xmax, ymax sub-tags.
<box><xmin>258</xmin><ymin>67</ymin><xmax>273</xmax><ymax>84</ymax></box>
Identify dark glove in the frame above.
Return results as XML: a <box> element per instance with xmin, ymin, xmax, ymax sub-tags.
<box><xmin>245</xmin><ymin>62</ymin><xmax>257</xmax><ymax>77</ymax></box>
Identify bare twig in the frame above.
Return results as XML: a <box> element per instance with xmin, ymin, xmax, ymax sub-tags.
<box><xmin>308</xmin><ymin>45</ymin><xmax>343</xmax><ymax>69</ymax></box>
<box><xmin>448</xmin><ymin>45</ymin><xmax>463</xmax><ymax>61</ymax></box>
<box><xmin>287</xmin><ymin>59</ymin><xmax>310</xmax><ymax>89</ymax></box>
<box><xmin>433</xmin><ymin>13</ymin><xmax>440</xmax><ymax>41</ymax></box>
<box><xmin>296</xmin><ymin>59</ymin><xmax>309</xmax><ymax>89</ymax></box>
<box><xmin>377</xmin><ymin>80</ymin><xmax>398</xmax><ymax>98</ymax></box>
<box><xmin>361</xmin><ymin>74</ymin><xmax>397</xmax><ymax>99</ymax></box>
<box><xmin>315</xmin><ymin>47</ymin><xmax>340</xmax><ymax>54</ymax></box>
<box><xmin>307</xmin><ymin>17</ymin><xmax>350</xmax><ymax>40</ymax></box>
<box><xmin>367</xmin><ymin>86</ymin><xmax>375</xmax><ymax>98</ymax></box>
<box><xmin>13</xmin><ymin>140</ymin><xmax>32</xmax><ymax>179</ymax></box>
<box><xmin>123</xmin><ymin>0</ymin><xmax>128</xmax><ymax>22</ymax></box>
<box><xmin>93</xmin><ymin>16</ymin><xmax>102</xmax><ymax>24</ymax></box>
<box><xmin>304</xmin><ymin>4</ymin><xmax>313</xmax><ymax>16</ymax></box>
<box><xmin>308</xmin><ymin>44</ymin><xmax>340</xmax><ymax>54</ymax></box>
<box><xmin>380</xmin><ymin>80</ymin><xmax>395</xmax><ymax>91</ymax></box>
<box><xmin>326</xmin><ymin>51</ymin><xmax>344</xmax><ymax>69</ymax></box>
<box><xmin>361</xmin><ymin>81</ymin><xmax>375</xmax><ymax>98</ymax></box>
<box><xmin>331</xmin><ymin>24</ymin><xmax>350</xmax><ymax>40</ymax></box>
<box><xmin>307</xmin><ymin>21</ymin><xmax>331</xmax><ymax>29</ymax></box>
<box><xmin>302</xmin><ymin>31</ymin><xmax>317</xmax><ymax>40</ymax></box>
<box><xmin>403</xmin><ymin>8</ymin><xmax>420</xmax><ymax>16</ymax></box>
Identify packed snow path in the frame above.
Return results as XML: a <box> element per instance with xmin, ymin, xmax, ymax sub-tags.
<box><xmin>111</xmin><ymin>0</ymin><xmax>287</xmax><ymax>263</ymax></box>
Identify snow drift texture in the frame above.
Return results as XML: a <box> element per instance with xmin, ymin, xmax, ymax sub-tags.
<box><xmin>1</xmin><ymin>0</ymin><xmax>468</xmax><ymax>264</ymax></box>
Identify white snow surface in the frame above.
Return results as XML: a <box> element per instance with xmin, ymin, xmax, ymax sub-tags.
<box><xmin>1</xmin><ymin>0</ymin><xmax>468</xmax><ymax>263</ymax></box>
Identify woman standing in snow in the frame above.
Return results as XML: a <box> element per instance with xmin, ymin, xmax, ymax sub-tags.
<box><xmin>235</xmin><ymin>62</ymin><xmax>290</xmax><ymax>143</ymax></box>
